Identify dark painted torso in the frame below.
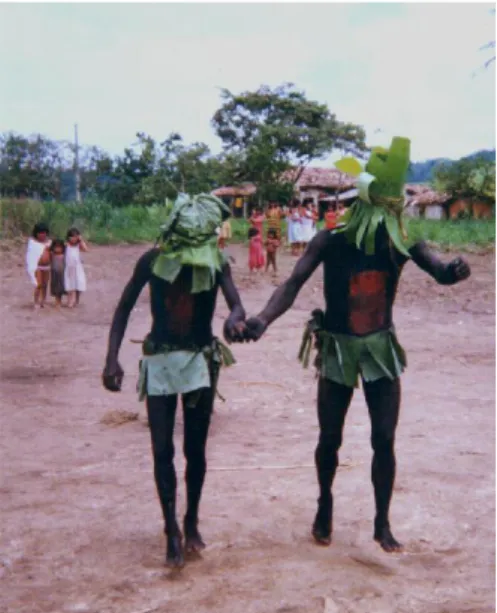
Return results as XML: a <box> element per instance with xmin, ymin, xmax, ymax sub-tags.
<box><xmin>322</xmin><ymin>231</ymin><xmax>408</xmax><ymax>336</ymax></box>
<box><xmin>148</xmin><ymin>263</ymin><xmax>220</xmax><ymax>347</ymax></box>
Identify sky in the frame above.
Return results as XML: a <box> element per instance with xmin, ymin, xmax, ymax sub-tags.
<box><xmin>0</xmin><ymin>2</ymin><xmax>495</xmax><ymax>163</ymax></box>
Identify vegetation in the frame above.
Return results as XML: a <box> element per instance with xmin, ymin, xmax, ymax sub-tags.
<box><xmin>433</xmin><ymin>155</ymin><xmax>496</xmax><ymax>202</ymax></box>
<box><xmin>1</xmin><ymin>197</ymin><xmax>493</xmax><ymax>252</ymax></box>
<box><xmin>0</xmin><ymin>83</ymin><xmax>366</xmax><ymax>208</ymax></box>
<box><xmin>211</xmin><ymin>83</ymin><xmax>367</xmax><ymax>203</ymax></box>
<box><xmin>0</xmin><ymin>81</ymin><xmax>494</xmax><ymax>252</ymax></box>
<box><xmin>407</xmin><ymin>149</ymin><xmax>495</xmax><ymax>184</ymax></box>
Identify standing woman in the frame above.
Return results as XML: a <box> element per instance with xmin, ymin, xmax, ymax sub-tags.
<box><xmin>287</xmin><ymin>203</ymin><xmax>301</xmax><ymax>256</ymax></box>
<box><xmin>65</xmin><ymin>227</ymin><xmax>88</xmax><ymax>308</ymax></box>
<box><xmin>26</xmin><ymin>223</ymin><xmax>52</xmax><ymax>308</ymax></box>
<box><xmin>300</xmin><ymin>204</ymin><xmax>315</xmax><ymax>251</ymax></box>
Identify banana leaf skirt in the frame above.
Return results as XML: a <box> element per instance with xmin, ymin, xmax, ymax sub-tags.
<box><xmin>137</xmin><ymin>336</ymin><xmax>235</xmax><ymax>403</ymax></box>
<box><xmin>298</xmin><ymin>310</ymin><xmax>406</xmax><ymax>389</ymax></box>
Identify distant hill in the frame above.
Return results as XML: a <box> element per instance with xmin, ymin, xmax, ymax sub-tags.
<box><xmin>407</xmin><ymin>149</ymin><xmax>496</xmax><ymax>184</ymax></box>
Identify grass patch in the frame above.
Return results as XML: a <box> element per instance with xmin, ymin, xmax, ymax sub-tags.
<box><xmin>1</xmin><ymin>199</ymin><xmax>494</xmax><ymax>252</ymax></box>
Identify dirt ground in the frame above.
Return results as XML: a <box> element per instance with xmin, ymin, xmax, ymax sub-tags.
<box><xmin>0</xmin><ymin>241</ymin><xmax>495</xmax><ymax>613</ymax></box>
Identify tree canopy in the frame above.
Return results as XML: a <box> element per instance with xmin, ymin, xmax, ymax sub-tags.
<box><xmin>211</xmin><ymin>83</ymin><xmax>367</xmax><ymax>201</ymax></box>
<box><xmin>433</xmin><ymin>155</ymin><xmax>496</xmax><ymax>202</ymax></box>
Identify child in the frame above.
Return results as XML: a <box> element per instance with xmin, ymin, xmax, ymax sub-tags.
<box><xmin>26</xmin><ymin>222</ymin><xmax>52</xmax><ymax>308</ymax></box>
<box><xmin>249</xmin><ymin>208</ymin><xmax>265</xmax><ymax>238</ymax></box>
<box><xmin>49</xmin><ymin>239</ymin><xmax>66</xmax><ymax>308</ymax></box>
<box><xmin>265</xmin><ymin>228</ymin><xmax>280</xmax><ymax>277</ymax></box>
<box><xmin>65</xmin><ymin>227</ymin><xmax>88</xmax><ymax>308</ymax></box>
<box><xmin>248</xmin><ymin>226</ymin><xmax>265</xmax><ymax>274</ymax></box>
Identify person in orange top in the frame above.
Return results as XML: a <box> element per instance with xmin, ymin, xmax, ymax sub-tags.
<box><xmin>266</xmin><ymin>202</ymin><xmax>283</xmax><ymax>241</ymax></box>
<box><xmin>324</xmin><ymin>203</ymin><xmax>338</xmax><ymax>230</ymax></box>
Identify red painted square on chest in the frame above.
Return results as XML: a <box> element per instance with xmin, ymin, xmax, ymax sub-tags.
<box><xmin>348</xmin><ymin>270</ymin><xmax>388</xmax><ymax>335</ymax></box>
<box><xmin>165</xmin><ymin>279</ymin><xmax>194</xmax><ymax>336</ymax></box>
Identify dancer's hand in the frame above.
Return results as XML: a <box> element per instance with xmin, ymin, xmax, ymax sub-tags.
<box><xmin>244</xmin><ymin>316</ymin><xmax>268</xmax><ymax>342</ymax></box>
<box><xmin>448</xmin><ymin>257</ymin><xmax>471</xmax><ymax>282</ymax></box>
<box><xmin>223</xmin><ymin>317</ymin><xmax>247</xmax><ymax>343</ymax></box>
<box><xmin>102</xmin><ymin>359</ymin><xmax>124</xmax><ymax>392</ymax></box>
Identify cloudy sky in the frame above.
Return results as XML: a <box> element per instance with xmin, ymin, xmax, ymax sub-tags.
<box><xmin>1</xmin><ymin>3</ymin><xmax>495</xmax><ymax>162</ymax></box>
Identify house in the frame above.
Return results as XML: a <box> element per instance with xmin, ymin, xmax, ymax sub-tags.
<box><xmin>211</xmin><ymin>184</ymin><xmax>256</xmax><ymax>218</ymax></box>
<box><xmin>404</xmin><ymin>184</ymin><xmax>494</xmax><ymax>219</ymax></box>
<box><xmin>282</xmin><ymin>167</ymin><xmax>356</xmax><ymax>205</ymax></box>
<box><xmin>446</xmin><ymin>197</ymin><xmax>493</xmax><ymax>220</ymax></box>
<box><xmin>213</xmin><ymin>167</ymin><xmax>356</xmax><ymax>217</ymax></box>
<box><xmin>404</xmin><ymin>185</ymin><xmax>450</xmax><ymax>219</ymax></box>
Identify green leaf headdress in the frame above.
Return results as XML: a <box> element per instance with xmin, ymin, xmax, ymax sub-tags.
<box><xmin>152</xmin><ymin>192</ymin><xmax>231</xmax><ymax>293</ymax></box>
<box><xmin>335</xmin><ymin>136</ymin><xmax>411</xmax><ymax>257</ymax></box>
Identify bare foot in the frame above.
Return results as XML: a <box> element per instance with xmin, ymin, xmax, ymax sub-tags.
<box><xmin>166</xmin><ymin>532</ymin><xmax>185</xmax><ymax>568</ymax></box>
<box><xmin>374</xmin><ymin>524</ymin><xmax>403</xmax><ymax>553</ymax></box>
<box><xmin>184</xmin><ymin>520</ymin><xmax>206</xmax><ymax>555</ymax></box>
<box><xmin>312</xmin><ymin>506</ymin><xmax>332</xmax><ymax>546</ymax></box>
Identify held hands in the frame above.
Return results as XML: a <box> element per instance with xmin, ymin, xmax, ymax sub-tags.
<box><xmin>448</xmin><ymin>257</ymin><xmax>471</xmax><ymax>283</ymax></box>
<box><xmin>102</xmin><ymin>359</ymin><xmax>124</xmax><ymax>392</ymax></box>
<box><xmin>223</xmin><ymin>315</ymin><xmax>268</xmax><ymax>343</ymax></box>
<box><xmin>244</xmin><ymin>317</ymin><xmax>267</xmax><ymax>341</ymax></box>
<box><xmin>223</xmin><ymin>317</ymin><xmax>248</xmax><ymax>343</ymax></box>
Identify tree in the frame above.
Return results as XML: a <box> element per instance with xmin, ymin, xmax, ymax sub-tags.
<box><xmin>0</xmin><ymin>132</ymin><xmax>65</xmax><ymax>199</ymax></box>
<box><xmin>211</xmin><ymin>83</ymin><xmax>367</xmax><ymax>203</ymax></box>
<box><xmin>132</xmin><ymin>132</ymin><xmax>222</xmax><ymax>206</ymax></box>
<box><xmin>433</xmin><ymin>156</ymin><xmax>496</xmax><ymax>203</ymax></box>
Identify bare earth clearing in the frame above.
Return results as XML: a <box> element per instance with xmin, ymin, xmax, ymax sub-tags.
<box><xmin>0</xmin><ymin>242</ymin><xmax>495</xmax><ymax>613</ymax></box>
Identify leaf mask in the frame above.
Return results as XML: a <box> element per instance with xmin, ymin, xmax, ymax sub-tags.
<box><xmin>152</xmin><ymin>192</ymin><xmax>231</xmax><ymax>293</ymax></box>
<box><xmin>334</xmin><ymin>137</ymin><xmax>411</xmax><ymax>257</ymax></box>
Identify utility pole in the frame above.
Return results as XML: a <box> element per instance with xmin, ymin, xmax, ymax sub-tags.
<box><xmin>74</xmin><ymin>123</ymin><xmax>82</xmax><ymax>203</ymax></box>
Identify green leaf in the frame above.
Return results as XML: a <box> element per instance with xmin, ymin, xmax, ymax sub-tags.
<box><xmin>384</xmin><ymin>213</ymin><xmax>411</xmax><ymax>257</ymax></box>
<box><xmin>355</xmin><ymin>204</ymin><xmax>373</xmax><ymax>249</ymax></box>
<box><xmin>365</xmin><ymin>208</ymin><xmax>383</xmax><ymax>255</ymax></box>
<box><xmin>334</xmin><ymin>157</ymin><xmax>363</xmax><ymax>177</ymax></box>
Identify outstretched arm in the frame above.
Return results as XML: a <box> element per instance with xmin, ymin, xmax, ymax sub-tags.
<box><xmin>245</xmin><ymin>230</ymin><xmax>328</xmax><ymax>340</ymax></box>
<box><xmin>102</xmin><ymin>249</ymin><xmax>155</xmax><ymax>391</ymax></box>
<box><xmin>219</xmin><ymin>262</ymin><xmax>246</xmax><ymax>343</ymax></box>
<box><xmin>409</xmin><ymin>241</ymin><xmax>471</xmax><ymax>285</ymax></box>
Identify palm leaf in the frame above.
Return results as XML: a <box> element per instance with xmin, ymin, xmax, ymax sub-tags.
<box><xmin>384</xmin><ymin>213</ymin><xmax>411</xmax><ymax>257</ymax></box>
<box><xmin>365</xmin><ymin>208</ymin><xmax>383</xmax><ymax>255</ymax></box>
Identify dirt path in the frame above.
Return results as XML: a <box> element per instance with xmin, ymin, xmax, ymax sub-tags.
<box><xmin>0</xmin><ymin>242</ymin><xmax>494</xmax><ymax>613</ymax></box>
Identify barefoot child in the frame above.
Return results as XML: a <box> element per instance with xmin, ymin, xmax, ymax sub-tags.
<box><xmin>265</xmin><ymin>228</ymin><xmax>280</xmax><ymax>277</ymax></box>
<box><xmin>49</xmin><ymin>239</ymin><xmax>66</xmax><ymax>308</ymax></box>
<box><xmin>65</xmin><ymin>227</ymin><xmax>88</xmax><ymax>308</ymax></box>
<box><xmin>26</xmin><ymin>223</ymin><xmax>51</xmax><ymax>308</ymax></box>
<box><xmin>248</xmin><ymin>226</ymin><xmax>265</xmax><ymax>274</ymax></box>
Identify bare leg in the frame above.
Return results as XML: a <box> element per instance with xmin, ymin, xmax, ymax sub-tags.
<box><xmin>75</xmin><ymin>291</ymin><xmax>81</xmax><ymax>306</ymax></box>
<box><xmin>313</xmin><ymin>378</ymin><xmax>354</xmax><ymax>545</ymax></box>
<box><xmin>146</xmin><ymin>394</ymin><xmax>184</xmax><ymax>567</ymax></box>
<box><xmin>34</xmin><ymin>270</ymin><xmax>43</xmax><ymax>307</ymax></box>
<box><xmin>67</xmin><ymin>291</ymin><xmax>76</xmax><ymax>308</ymax></box>
<box><xmin>363</xmin><ymin>377</ymin><xmax>402</xmax><ymax>553</ymax></box>
<box><xmin>182</xmin><ymin>387</ymin><xmax>214</xmax><ymax>554</ymax></box>
<box><xmin>38</xmin><ymin>270</ymin><xmax>50</xmax><ymax>308</ymax></box>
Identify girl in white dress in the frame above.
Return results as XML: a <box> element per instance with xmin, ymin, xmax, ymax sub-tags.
<box><xmin>286</xmin><ymin>205</ymin><xmax>302</xmax><ymax>256</ymax></box>
<box><xmin>300</xmin><ymin>206</ymin><xmax>315</xmax><ymax>249</ymax></box>
<box><xmin>64</xmin><ymin>227</ymin><xmax>88</xmax><ymax>308</ymax></box>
